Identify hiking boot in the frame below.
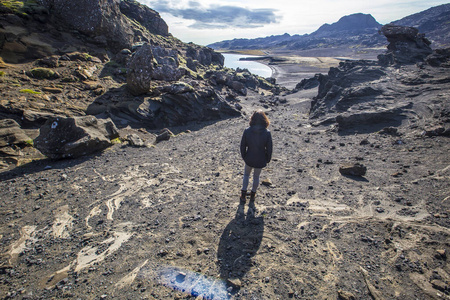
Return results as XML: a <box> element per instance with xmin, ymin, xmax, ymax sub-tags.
<box><xmin>240</xmin><ymin>190</ymin><xmax>247</xmax><ymax>203</ymax></box>
<box><xmin>250</xmin><ymin>191</ymin><xmax>256</xmax><ymax>202</ymax></box>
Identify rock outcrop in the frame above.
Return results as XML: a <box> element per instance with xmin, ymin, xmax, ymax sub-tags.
<box><xmin>377</xmin><ymin>24</ymin><xmax>433</xmax><ymax>66</ymax></box>
<box><xmin>34</xmin><ymin>116</ymin><xmax>119</xmax><ymax>159</ymax></box>
<box><xmin>309</xmin><ymin>25</ymin><xmax>450</xmax><ymax>134</ymax></box>
<box><xmin>126</xmin><ymin>43</ymin><xmax>155</xmax><ymax>96</ymax></box>
<box><xmin>36</xmin><ymin>0</ymin><xmax>168</xmax><ymax>52</ymax></box>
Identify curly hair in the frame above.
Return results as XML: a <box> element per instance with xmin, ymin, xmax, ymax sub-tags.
<box><xmin>249</xmin><ymin>110</ymin><xmax>270</xmax><ymax>128</ymax></box>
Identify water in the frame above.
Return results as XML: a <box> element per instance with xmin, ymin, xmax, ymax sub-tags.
<box><xmin>222</xmin><ymin>53</ymin><xmax>272</xmax><ymax>78</ymax></box>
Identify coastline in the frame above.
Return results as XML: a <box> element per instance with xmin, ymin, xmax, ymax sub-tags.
<box><xmin>220</xmin><ymin>47</ymin><xmax>384</xmax><ymax>89</ymax></box>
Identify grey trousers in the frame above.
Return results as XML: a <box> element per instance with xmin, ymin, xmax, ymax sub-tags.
<box><xmin>242</xmin><ymin>164</ymin><xmax>262</xmax><ymax>193</ymax></box>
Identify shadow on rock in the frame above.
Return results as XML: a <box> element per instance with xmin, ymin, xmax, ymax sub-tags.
<box><xmin>217</xmin><ymin>200</ymin><xmax>264</xmax><ymax>286</ymax></box>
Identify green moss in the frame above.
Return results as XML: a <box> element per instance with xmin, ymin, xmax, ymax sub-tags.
<box><xmin>28</xmin><ymin>67</ymin><xmax>55</xmax><ymax>79</ymax></box>
<box><xmin>20</xmin><ymin>88</ymin><xmax>41</xmax><ymax>94</ymax></box>
<box><xmin>0</xmin><ymin>0</ymin><xmax>41</xmax><ymax>16</ymax></box>
<box><xmin>25</xmin><ymin>139</ymin><xmax>34</xmax><ymax>147</ymax></box>
<box><xmin>0</xmin><ymin>71</ymin><xmax>5</xmax><ymax>76</ymax></box>
<box><xmin>111</xmin><ymin>137</ymin><xmax>122</xmax><ymax>144</ymax></box>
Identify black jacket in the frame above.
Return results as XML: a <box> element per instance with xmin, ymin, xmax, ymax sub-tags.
<box><xmin>240</xmin><ymin>125</ymin><xmax>273</xmax><ymax>168</ymax></box>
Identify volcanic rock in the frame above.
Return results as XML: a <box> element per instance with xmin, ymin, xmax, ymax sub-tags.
<box><xmin>34</xmin><ymin>116</ymin><xmax>119</xmax><ymax>159</ymax></box>
<box><xmin>377</xmin><ymin>24</ymin><xmax>433</xmax><ymax>66</ymax></box>
<box><xmin>339</xmin><ymin>163</ymin><xmax>367</xmax><ymax>177</ymax></box>
<box><xmin>126</xmin><ymin>43</ymin><xmax>154</xmax><ymax>96</ymax></box>
<box><xmin>0</xmin><ymin>119</ymin><xmax>31</xmax><ymax>147</ymax></box>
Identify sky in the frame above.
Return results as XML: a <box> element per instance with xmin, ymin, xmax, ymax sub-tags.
<box><xmin>141</xmin><ymin>0</ymin><xmax>450</xmax><ymax>46</ymax></box>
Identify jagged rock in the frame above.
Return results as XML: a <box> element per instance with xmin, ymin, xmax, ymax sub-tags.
<box><xmin>426</xmin><ymin>48</ymin><xmax>450</xmax><ymax>67</ymax></box>
<box><xmin>295</xmin><ymin>74</ymin><xmax>320</xmax><ymax>90</ymax></box>
<box><xmin>126</xmin><ymin>134</ymin><xmax>145</xmax><ymax>147</ymax></box>
<box><xmin>151</xmin><ymin>46</ymin><xmax>183</xmax><ymax>81</ymax></box>
<box><xmin>422</xmin><ymin>126</ymin><xmax>450</xmax><ymax>137</ymax></box>
<box><xmin>156</xmin><ymin>128</ymin><xmax>173</xmax><ymax>142</ymax></box>
<box><xmin>377</xmin><ymin>24</ymin><xmax>433</xmax><ymax>65</ymax></box>
<box><xmin>34</xmin><ymin>116</ymin><xmax>119</xmax><ymax>159</ymax></box>
<box><xmin>0</xmin><ymin>119</ymin><xmax>31</xmax><ymax>147</ymax></box>
<box><xmin>37</xmin><ymin>0</ymin><xmax>134</xmax><ymax>51</ymax></box>
<box><xmin>339</xmin><ymin>163</ymin><xmax>367</xmax><ymax>176</ymax></box>
<box><xmin>230</xmin><ymin>81</ymin><xmax>247</xmax><ymax>96</ymax></box>
<box><xmin>22</xmin><ymin>110</ymin><xmax>57</xmax><ymax>126</ymax></box>
<box><xmin>338</xmin><ymin>290</ymin><xmax>356</xmax><ymax>300</ymax></box>
<box><xmin>126</xmin><ymin>43</ymin><xmax>154</xmax><ymax>96</ymax></box>
<box><xmin>119</xmin><ymin>0</ymin><xmax>169</xmax><ymax>37</ymax></box>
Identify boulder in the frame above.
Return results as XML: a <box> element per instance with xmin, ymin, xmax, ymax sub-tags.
<box><xmin>34</xmin><ymin>116</ymin><xmax>119</xmax><ymax>159</ymax></box>
<box><xmin>37</xmin><ymin>0</ymin><xmax>135</xmax><ymax>51</ymax></box>
<box><xmin>119</xmin><ymin>0</ymin><xmax>169</xmax><ymax>36</ymax></box>
<box><xmin>378</xmin><ymin>24</ymin><xmax>433</xmax><ymax>65</ymax></box>
<box><xmin>0</xmin><ymin>119</ymin><xmax>31</xmax><ymax>147</ymax></box>
<box><xmin>156</xmin><ymin>128</ymin><xmax>174</xmax><ymax>142</ymax></box>
<box><xmin>126</xmin><ymin>43</ymin><xmax>154</xmax><ymax>96</ymax></box>
<box><xmin>126</xmin><ymin>134</ymin><xmax>146</xmax><ymax>147</ymax></box>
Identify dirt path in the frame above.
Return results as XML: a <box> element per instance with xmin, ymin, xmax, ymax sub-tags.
<box><xmin>0</xmin><ymin>90</ymin><xmax>449</xmax><ymax>299</ymax></box>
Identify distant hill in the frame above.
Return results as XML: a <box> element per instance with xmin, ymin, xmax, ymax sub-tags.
<box><xmin>208</xmin><ymin>4</ymin><xmax>450</xmax><ymax>51</ymax></box>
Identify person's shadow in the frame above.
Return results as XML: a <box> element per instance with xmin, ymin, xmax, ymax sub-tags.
<box><xmin>217</xmin><ymin>199</ymin><xmax>264</xmax><ymax>289</ymax></box>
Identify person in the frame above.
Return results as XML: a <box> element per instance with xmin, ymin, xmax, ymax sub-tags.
<box><xmin>240</xmin><ymin>110</ymin><xmax>272</xmax><ymax>203</ymax></box>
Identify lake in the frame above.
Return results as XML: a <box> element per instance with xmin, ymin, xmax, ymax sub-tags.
<box><xmin>222</xmin><ymin>53</ymin><xmax>273</xmax><ymax>78</ymax></box>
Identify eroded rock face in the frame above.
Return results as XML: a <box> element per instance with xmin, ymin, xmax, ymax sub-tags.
<box><xmin>34</xmin><ymin>116</ymin><xmax>119</xmax><ymax>159</ymax></box>
<box><xmin>119</xmin><ymin>0</ymin><xmax>169</xmax><ymax>37</ymax></box>
<box><xmin>126</xmin><ymin>43</ymin><xmax>154</xmax><ymax>96</ymax></box>
<box><xmin>377</xmin><ymin>24</ymin><xmax>433</xmax><ymax>65</ymax></box>
<box><xmin>36</xmin><ymin>0</ymin><xmax>148</xmax><ymax>51</ymax></box>
<box><xmin>309</xmin><ymin>26</ymin><xmax>450</xmax><ymax>134</ymax></box>
<box><xmin>0</xmin><ymin>119</ymin><xmax>31</xmax><ymax>147</ymax></box>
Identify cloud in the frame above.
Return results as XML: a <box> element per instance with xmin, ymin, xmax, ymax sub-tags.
<box><xmin>149</xmin><ymin>0</ymin><xmax>279</xmax><ymax>29</ymax></box>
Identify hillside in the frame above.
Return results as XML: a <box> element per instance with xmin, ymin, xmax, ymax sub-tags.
<box><xmin>208</xmin><ymin>4</ymin><xmax>450</xmax><ymax>51</ymax></box>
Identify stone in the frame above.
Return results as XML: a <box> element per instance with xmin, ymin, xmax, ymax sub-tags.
<box><xmin>435</xmin><ymin>249</ymin><xmax>446</xmax><ymax>260</ymax></box>
<box><xmin>338</xmin><ymin>290</ymin><xmax>356</xmax><ymax>300</ymax></box>
<box><xmin>378</xmin><ymin>24</ymin><xmax>433</xmax><ymax>65</ymax></box>
<box><xmin>339</xmin><ymin>163</ymin><xmax>367</xmax><ymax>176</ymax></box>
<box><xmin>126</xmin><ymin>134</ymin><xmax>145</xmax><ymax>147</ymax></box>
<box><xmin>261</xmin><ymin>179</ymin><xmax>272</xmax><ymax>186</ymax></box>
<box><xmin>156</xmin><ymin>128</ymin><xmax>174</xmax><ymax>143</ymax></box>
<box><xmin>0</xmin><ymin>119</ymin><xmax>31</xmax><ymax>147</ymax></box>
<box><xmin>34</xmin><ymin>116</ymin><xmax>119</xmax><ymax>159</ymax></box>
<box><xmin>430</xmin><ymin>279</ymin><xmax>448</xmax><ymax>292</ymax></box>
<box><xmin>126</xmin><ymin>43</ymin><xmax>154</xmax><ymax>96</ymax></box>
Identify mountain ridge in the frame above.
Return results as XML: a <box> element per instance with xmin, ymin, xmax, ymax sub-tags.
<box><xmin>208</xmin><ymin>4</ymin><xmax>450</xmax><ymax>51</ymax></box>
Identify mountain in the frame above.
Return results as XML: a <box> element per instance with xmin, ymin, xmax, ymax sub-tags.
<box><xmin>208</xmin><ymin>4</ymin><xmax>450</xmax><ymax>51</ymax></box>
<box><xmin>208</xmin><ymin>13</ymin><xmax>384</xmax><ymax>51</ymax></box>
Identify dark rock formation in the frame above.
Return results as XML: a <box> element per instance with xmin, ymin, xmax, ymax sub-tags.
<box><xmin>309</xmin><ymin>25</ymin><xmax>450</xmax><ymax>134</ymax></box>
<box><xmin>126</xmin><ymin>43</ymin><xmax>155</xmax><ymax>96</ymax></box>
<box><xmin>119</xmin><ymin>0</ymin><xmax>169</xmax><ymax>37</ymax></box>
<box><xmin>34</xmin><ymin>116</ymin><xmax>119</xmax><ymax>159</ymax></box>
<box><xmin>0</xmin><ymin>119</ymin><xmax>31</xmax><ymax>148</ymax></box>
<box><xmin>377</xmin><ymin>24</ymin><xmax>433</xmax><ymax>66</ymax></box>
<box><xmin>339</xmin><ymin>163</ymin><xmax>367</xmax><ymax>177</ymax></box>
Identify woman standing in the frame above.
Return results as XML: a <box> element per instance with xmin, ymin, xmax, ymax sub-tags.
<box><xmin>240</xmin><ymin>110</ymin><xmax>273</xmax><ymax>202</ymax></box>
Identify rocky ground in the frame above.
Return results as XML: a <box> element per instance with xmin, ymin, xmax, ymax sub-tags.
<box><xmin>0</xmin><ymin>78</ymin><xmax>449</xmax><ymax>299</ymax></box>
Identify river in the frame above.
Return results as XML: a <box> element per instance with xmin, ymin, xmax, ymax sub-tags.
<box><xmin>222</xmin><ymin>53</ymin><xmax>273</xmax><ymax>78</ymax></box>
